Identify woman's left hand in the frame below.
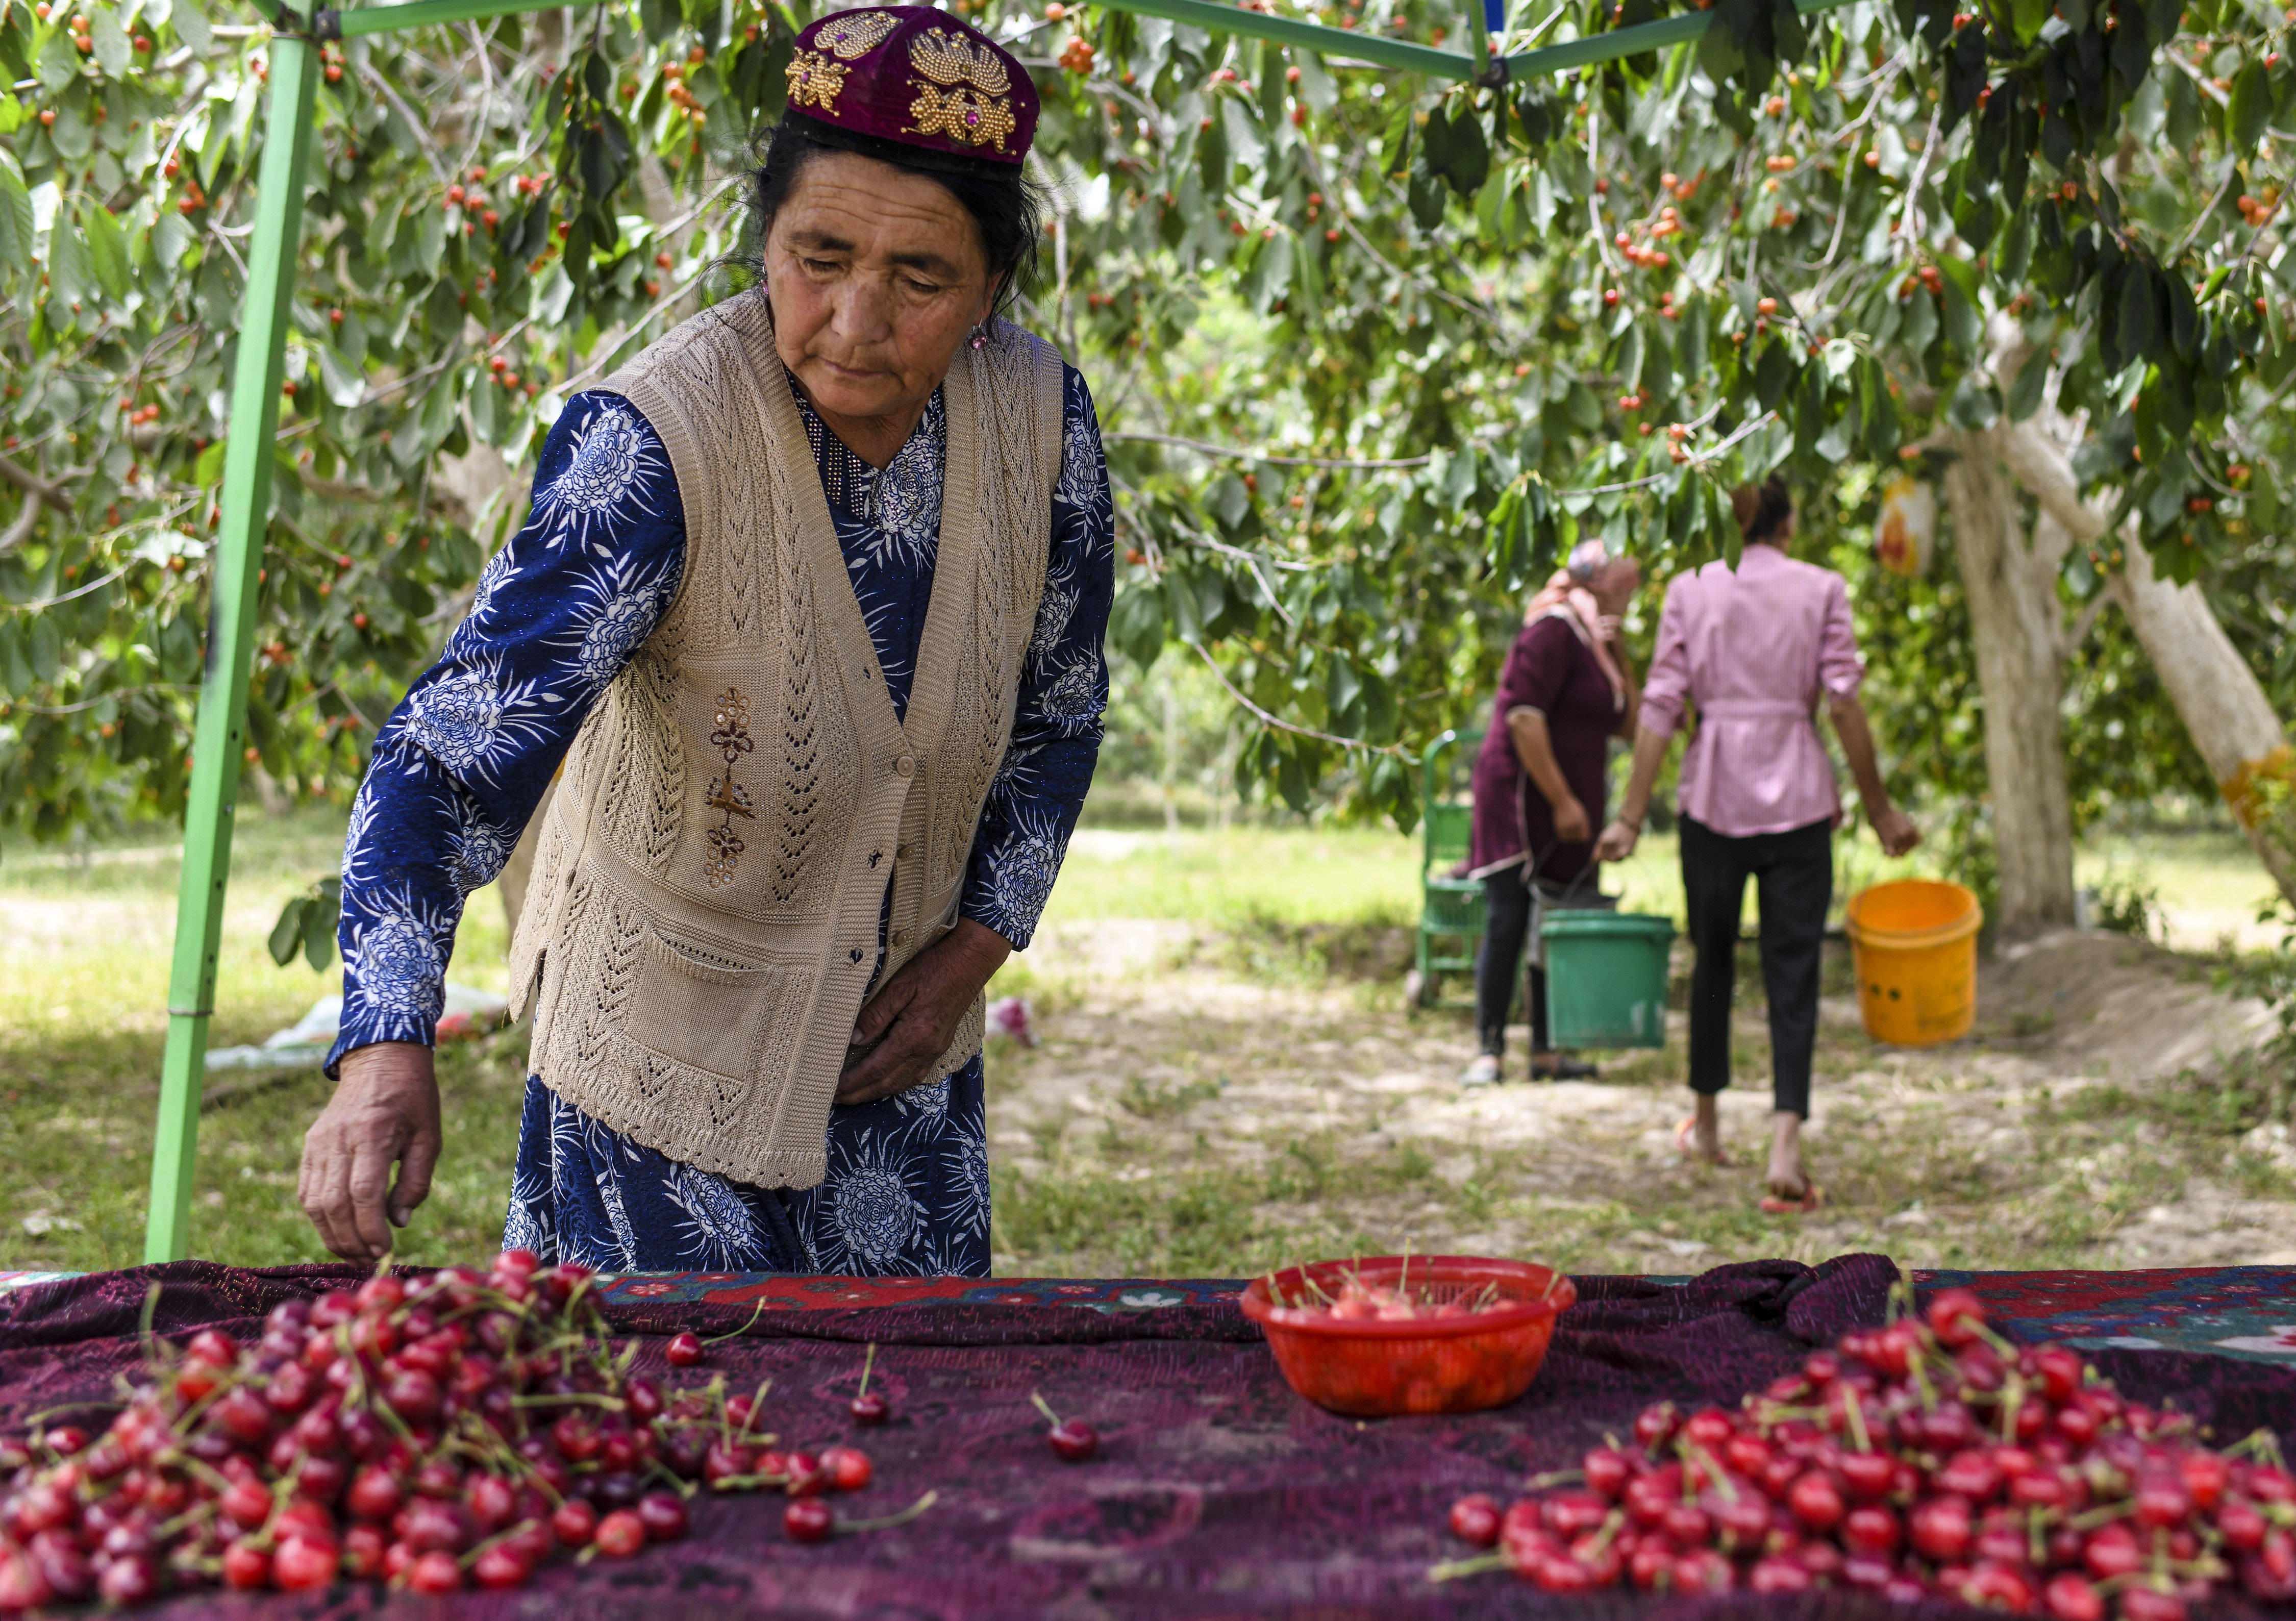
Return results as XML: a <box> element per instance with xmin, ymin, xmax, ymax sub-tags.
<box><xmin>837</xmin><ymin>919</ymin><xmax>1014</xmax><ymax>1106</ymax></box>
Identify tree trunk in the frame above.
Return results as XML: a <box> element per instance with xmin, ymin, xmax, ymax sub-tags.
<box><xmin>1943</xmin><ymin>430</ymin><xmax>2080</xmax><ymax>935</ymax></box>
<box><xmin>2107</xmin><ymin>545</ymin><xmax>2296</xmax><ymax>903</ymax></box>
<box><xmin>1990</xmin><ymin>416</ymin><xmax>2296</xmax><ymax>910</ymax></box>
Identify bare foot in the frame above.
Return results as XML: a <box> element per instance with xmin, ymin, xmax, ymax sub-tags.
<box><xmin>1766</xmin><ymin>1111</ymin><xmax>1809</xmax><ymax>1200</ymax></box>
<box><xmin>1676</xmin><ymin>1094</ymin><xmax>1728</xmax><ymax>1164</ymax></box>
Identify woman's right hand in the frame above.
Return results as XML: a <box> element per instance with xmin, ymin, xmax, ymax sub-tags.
<box><xmin>1551</xmin><ymin>792</ymin><xmax>1591</xmax><ymax>845</ymax></box>
<box><xmin>300</xmin><ymin>1042</ymin><xmax>441</xmax><ymax>1261</ymax></box>
<box><xmin>1873</xmin><ymin>806</ymin><xmax>1923</xmax><ymax>858</ymax></box>
<box><xmin>1595</xmin><ymin>819</ymin><xmax>1640</xmax><ymax>862</ymax></box>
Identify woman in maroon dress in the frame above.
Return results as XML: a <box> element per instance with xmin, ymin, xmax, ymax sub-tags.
<box><xmin>1460</xmin><ymin>541</ymin><xmax>1641</xmax><ymax>1085</ymax></box>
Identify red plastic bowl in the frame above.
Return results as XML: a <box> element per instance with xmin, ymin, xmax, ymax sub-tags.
<box><xmin>1240</xmin><ymin>1256</ymin><xmax>1576</xmax><ymax>1417</ymax></box>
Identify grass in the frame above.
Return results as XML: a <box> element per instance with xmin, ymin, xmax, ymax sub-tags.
<box><xmin>0</xmin><ymin>805</ymin><xmax>525</xmax><ymax>1271</ymax></box>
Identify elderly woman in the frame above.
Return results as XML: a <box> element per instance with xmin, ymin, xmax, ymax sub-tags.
<box><xmin>1597</xmin><ymin>479</ymin><xmax>1918</xmax><ymax>1211</ymax></box>
<box><xmin>298</xmin><ymin>6</ymin><xmax>1112</xmax><ymax>1276</ymax></box>
<box><xmin>1460</xmin><ymin>540</ymin><xmax>1641</xmax><ymax>1086</ymax></box>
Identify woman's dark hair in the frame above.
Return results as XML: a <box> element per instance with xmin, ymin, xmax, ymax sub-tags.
<box><xmin>745</xmin><ymin>115</ymin><xmax>1045</xmax><ymax>317</ymax></box>
<box><xmin>1730</xmin><ymin>475</ymin><xmax>1793</xmax><ymax>546</ymax></box>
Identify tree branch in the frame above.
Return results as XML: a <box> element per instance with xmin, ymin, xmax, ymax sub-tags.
<box><xmin>0</xmin><ymin>456</ymin><xmax>77</xmax><ymax>516</ymax></box>
<box><xmin>1988</xmin><ymin>415</ymin><xmax>2111</xmax><ymax>544</ymax></box>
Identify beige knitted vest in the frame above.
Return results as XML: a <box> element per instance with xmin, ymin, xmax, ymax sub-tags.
<box><xmin>505</xmin><ymin>288</ymin><xmax>1064</xmax><ymax>1189</ymax></box>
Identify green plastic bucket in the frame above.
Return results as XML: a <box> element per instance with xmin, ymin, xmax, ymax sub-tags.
<box><xmin>1540</xmin><ymin>911</ymin><xmax>1676</xmax><ymax>1050</ymax></box>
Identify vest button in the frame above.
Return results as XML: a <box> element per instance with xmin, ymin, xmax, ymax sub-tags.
<box><xmin>891</xmin><ymin>929</ymin><xmax>909</xmax><ymax>947</ymax></box>
<box><xmin>894</xmin><ymin>755</ymin><xmax>916</xmax><ymax>778</ymax></box>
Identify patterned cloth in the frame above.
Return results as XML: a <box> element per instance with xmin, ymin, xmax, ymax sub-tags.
<box><xmin>331</xmin><ymin>363</ymin><xmax>1115</xmax><ymax>1278</ymax></box>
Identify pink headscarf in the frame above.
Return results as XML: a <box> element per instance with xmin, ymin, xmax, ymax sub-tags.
<box><xmin>1523</xmin><ymin>538</ymin><xmax>1628</xmax><ymax>711</ymax></box>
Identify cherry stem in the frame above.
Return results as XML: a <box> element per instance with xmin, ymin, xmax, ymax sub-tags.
<box><xmin>839</xmin><ymin>1489</ymin><xmax>938</xmax><ymax>1533</ymax></box>
<box><xmin>511</xmin><ymin>1392</ymin><xmax>625</xmax><ymax>1410</ymax></box>
<box><xmin>1843</xmin><ymin>1386</ymin><xmax>1873</xmax><ymax>1453</ymax></box>
<box><xmin>857</xmin><ymin>1342</ymin><xmax>876</xmax><ymax>1400</ymax></box>
<box><xmin>1427</xmin><ymin>1551</ymin><xmax>1511</xmax><ymax>1582</ymax></box>
<box><xmin>703</xmin><ymin>1296</ymin><xmax>771</xmax><ymax>1346</ymax></box>
<box><xmin>137</xmin><ymin>1281</ymin><xmax>163</xmax><ymax>1363</ymax></box>
<box><xmin>735</xmin><ymin>1379</ymin><xmax>772</xmax><ymax>1442</ymax></box>
<box><xmin>461</xmin><ymin>1518</ymin><xmax>542</xmax><ymax>1569</ymax></box>
<box><xmin>1029</xmin><ymin>1391</ymin><xmax>1063</xmax><ymax>1428</ymax></box>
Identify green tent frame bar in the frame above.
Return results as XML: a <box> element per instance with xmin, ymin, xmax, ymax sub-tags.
<box><xmin>143</xmin><ymin>0</ymin><xmax>1857</xmax><ymax>1262</ymax></box>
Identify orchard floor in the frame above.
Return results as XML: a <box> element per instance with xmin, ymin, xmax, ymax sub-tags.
<box><xmin>0</xmin><ymin>809</ymin><xmax>2288</xmax><ymax>1277</ymax></box>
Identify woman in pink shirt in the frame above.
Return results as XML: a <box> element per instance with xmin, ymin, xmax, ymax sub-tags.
<box><xmin>1596</xmin><ymin>479</ymin><xmax>1920</xmax><ymax>1210</ymax></box>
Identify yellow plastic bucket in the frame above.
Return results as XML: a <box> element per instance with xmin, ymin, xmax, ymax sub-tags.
<box><xmin>1844</xmin><ymin>879</ymin><xmax>1983</xmax><ymax>1046</ymax></box>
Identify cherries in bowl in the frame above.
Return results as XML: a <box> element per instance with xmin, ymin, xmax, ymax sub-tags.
<box><xmin>1239</xmin><ymin>1256</ymin><xmax>1575</xmax><ymax>1416</ymax></box>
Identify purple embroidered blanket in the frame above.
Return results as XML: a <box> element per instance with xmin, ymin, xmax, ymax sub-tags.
<box><xmin>0</xmin><ymin>1256</ymin><xmax>2291</xmax><ymax>1619</ymax></box>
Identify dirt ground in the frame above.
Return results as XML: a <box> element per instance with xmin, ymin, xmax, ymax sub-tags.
<box><xmin>984</xmin><ymin>918</ymin><xmax>2295</xmax><ymax>1279</ymax></box>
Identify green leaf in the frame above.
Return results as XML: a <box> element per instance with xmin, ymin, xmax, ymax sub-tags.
<box><xmin>0</xmin><ymin>150</ymin><xmax>31</xmax><ymax>269</ymax></box>
<box><xmin>1407</xmin><ymin>164</ymin><xmax>1447</xmax><ymax>231</ymax></box>
<box><xmin>268</xmin><ymin>895</ymin><xmax>308</xmax><ymax>967</ymax></box>
<box><xmin>2006</xmin><ymin>344</ymin><xmax>2051</xmax><ymax>420</ymax></box>
<box><xmin>37</xmin><ymin>32</ymin><xmax>77</xmax><ymax>91</ymax></box>
<box><xmin>2117</xmin><ymin>264</ymin><xmax>2159</xmax><ymax>365</ymax></box>
<box><xmin>47</xmin><ymin>222</ymin><xmax>92</xmax><ymax>313</ymax></box>
<box><xmin>1207</xmin><ymin>473</ymin><xmax>1250</xmax><ymax>530</ymax></box>
<box><xmin>82</xmin><ymin>203</ymin><xmax>129</xmax><ymax>300</ymax></box>
<box><xmin>1752</xmin><ymin>340</ymin><xmax>1794</xmax><ymax>410</ymax></box>
<box><xmin>172</xmin><ymin>0</ymin><xmax>210</xmax><ymax>52</ymax></box>
<box><xmin>1220</xmin><ymin>96</ymin><xmax>1265</xmax><ymax>173</ymax></box>
<box><xmin>1110</xmin><ymin>582</ymin><xmax>1166</xmax><ymax>669</ymax></box>
<box><xmin>302</xmin><ymin>881</ymin><xmax>339</xmax><ymax>972</ymax></box>
<box><xmin>2230</xmin><ymin>60</ymin><xmax>2272</xmax><ymax>156</ymax></box>
<box><xmin>89</xmin><ymin>5</ymin><xmax>129</xmax><ymax>77</ymax></box>
<box><xmin>1292</xmin><ymin>47</ymin><xmax>1336</xmax><ymax>112</ymax></box>
<box><xmin>1948</xmin><ymin>370</ymin><xmax>2001</xmax><ymax>428</ymax></box>
<box><xmin>1941</xmin><ymin>278</ymin><xmax>1982</xmax><ymax>356</ymax></box>
<box><xmin>1381</xmin><ymin>99</ymin><xmax>1414</xmax><ymax>177</ymax></box>
<box><xmin>1441</xmin><ymin>99</ymin><xmax>1489</xmax><ymax>197</ymax></box>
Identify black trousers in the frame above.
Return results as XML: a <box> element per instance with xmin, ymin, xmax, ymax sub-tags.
<box><xmin>1475</xmin><ymin>862</ymin><xmax>1550</xmax><ymax>1056</ymax></box>
<box><xmin>1680</xmin><ymin>815</ymin><xmax>1832</xmax><ymax>1118</ymax></box>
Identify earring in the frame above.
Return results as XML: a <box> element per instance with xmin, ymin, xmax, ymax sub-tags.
<box><xmin>969</xmin><ymin>321</ymin><xmax>988</xmax><ymax>351</ymax></box>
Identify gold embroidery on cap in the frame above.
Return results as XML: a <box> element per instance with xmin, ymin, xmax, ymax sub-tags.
<box><xmin>784</xmin><ymin>49</ymin><xmax>850</xmax><ymax>115</ymax></box>
<box><xmin>704</xmin><ymin>687</ymin><xmax>756</xmax><ymax>888</ymax></box>
<box><xmin>816</xmin><ymin>9</ymin><xmax>897</xmax><ymax>58</ymax></box>
<box><xmin>904</xmin><ymin>28</ymin><xmax>1018</xmax><ymax>151</ymax></box>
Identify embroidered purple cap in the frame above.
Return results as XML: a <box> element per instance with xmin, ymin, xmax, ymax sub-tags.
<box><xmin>782</xmin><ymin>6</ymin><xmax>1039</xmax><ymax>169</ymax></box>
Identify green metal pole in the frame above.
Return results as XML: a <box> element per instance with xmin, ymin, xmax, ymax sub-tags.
<box><xmin>144</xmin><ymin>6</ymin><xmax>320</xmax><ymax>1264</ymax></box>
<box><xmin>329</xmin><ymin>0</ymin><xmax>1858</xmax><ymax>79</ymax></box>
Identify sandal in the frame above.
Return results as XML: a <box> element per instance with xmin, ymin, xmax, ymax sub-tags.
<box><xmin>1759</xmin><ymin>1182</ymin><xmax>1826</xmax><ymax>1216</ymax></box>
<box><xmin>1459</xmin><ymin>1054</ymin><xmax>1502</xmax><ymax>1088</ymax></box>
<box><xmin>1675</xmin><ymin>1116</ymin><xmax>1735</xmax><ymax>1167</ymax></box>
<box><xmin>1531</xmin><ymin>1054</ymin><xmax>1599</xmax><ymax>1080</ymax></box>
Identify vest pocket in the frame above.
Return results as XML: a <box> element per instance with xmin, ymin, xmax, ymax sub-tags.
<box><xmin>626</xmin><ymin>929</ymin><xmax>773</xmax><ymax>1079</ymax></box>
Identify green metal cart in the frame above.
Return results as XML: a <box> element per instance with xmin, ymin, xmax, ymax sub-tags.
<box><xmin>1410</xmin><ymin>729</ymin><xmax>1486</xmax><ymax>1009</ymax></box>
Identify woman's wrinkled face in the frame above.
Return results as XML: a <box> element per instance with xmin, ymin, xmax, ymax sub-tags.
<box><xmin>765</xmin><ymin>150</ymin><xmax>994</xmax><ymax>427</ymax></box>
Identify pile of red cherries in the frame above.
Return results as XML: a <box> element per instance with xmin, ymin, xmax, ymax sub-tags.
<box><xmin>1444</xmin><ymin>1288</ymin><xmax>2296</xmax><ymax>1619</ymax></box>
<box><xmin>0</xmin><ymin>1252</ymin><xmax>895</xmax><ymax>1607</ymax></box>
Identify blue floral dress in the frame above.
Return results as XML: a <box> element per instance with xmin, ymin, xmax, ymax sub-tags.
<box><xmin>328</xmin><ymin>364</ymin><xmax>1114</xmax><ymax>1278</ymax></box>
